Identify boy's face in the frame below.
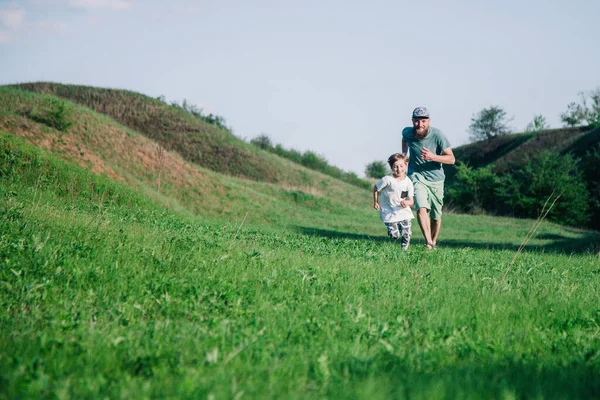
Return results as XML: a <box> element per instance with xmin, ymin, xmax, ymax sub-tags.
<box><xmin>391</xmin><ymin>159</ymin><xmax>408</xmax><ymax>178</ymax></box>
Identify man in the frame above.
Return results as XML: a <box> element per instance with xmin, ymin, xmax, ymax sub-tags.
<box><xmin>401</xmin><ymin>106</ymin><xmax>455</xmax><ymax>249</ymax></box>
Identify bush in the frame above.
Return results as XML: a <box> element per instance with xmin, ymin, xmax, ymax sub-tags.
<box><xmin>447</xmin><ymin>163</ymin><xmax>500</xmax><ymax>213</ymax></box>
<box><xmin>250</xmin><ymin>134</ymin><xmax>273</xmax><ymax>150</ymax></box>
<box><xmin>250</xmin><ymin>137</ymin><xmax>372</xmax><ymax>190</ymax></box>
<box><xmin>499</xmin><ymin>152</ymin><xmax>590</xmax><ymax>226</ymax></box>
<box><xmin>581</xmin><ymin>144</ymin><xmax>600</xmax><ymax>229</ymax></box>
<box><xmin>29</xmin><ymin>95</ymin><xmax>74</xmax><ymax>132</ymax></box>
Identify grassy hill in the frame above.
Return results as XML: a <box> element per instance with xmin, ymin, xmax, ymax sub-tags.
<box><xmin>0</xmin><ymin>84</ymin><xmax>373</xmax><ymax>228</ymax></box>
<box><xmin>1</xmin><ymin>83</ymin><xmax>599</xmax><ymax>398</ymax></box>
<box><xmin>448</xmin><ymin>125</ymin><xmax>599</xmax><ymax>178</ymax></box>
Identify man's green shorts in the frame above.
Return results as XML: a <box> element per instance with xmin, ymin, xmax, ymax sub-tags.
<box><xmin>410</xmin><ymin>174</ymin><xmax>445</xmax><ymax>220</ymax></box>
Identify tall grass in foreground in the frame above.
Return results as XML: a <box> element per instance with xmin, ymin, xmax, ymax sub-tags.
<box><xmin>1</xmin><ymin>136</ymin><xmax>599</xmax><ymax>399</ymax></box>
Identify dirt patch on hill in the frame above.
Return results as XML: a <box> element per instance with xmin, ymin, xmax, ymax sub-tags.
<box><xmin>1</xmin><ymin>115</ymin><xmax>122</xmax><ymax>180</ymax></box>
<box><xmin>1</xmin><ymin>113</ymin><xmax>216</xmax><ymax>199</ymax></box>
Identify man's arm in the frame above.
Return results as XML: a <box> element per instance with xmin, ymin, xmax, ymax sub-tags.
<box><xmin>420</xmin><ymin>147</ymin><xmax>455</xmax><ymax>164</ymax></box>
<box><xmin>402</xmin><ymin>140</ymin><xmax>408</xmax><ymax>155</ymax></box>
<box><xmin>373</xmin><ymin>185</ymin><xmax>380</xmax><ymax>210</ymax></box>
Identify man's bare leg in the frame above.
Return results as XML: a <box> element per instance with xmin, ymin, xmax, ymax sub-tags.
<box><xmin>431</xmin><ymin>218</ymin><xmax>441</xmax><ymax>246</ymax></box>
<box><xmin>417</xmin><ymin>208</ymin><xmax>433</xmax><ymax>246</ymax></box>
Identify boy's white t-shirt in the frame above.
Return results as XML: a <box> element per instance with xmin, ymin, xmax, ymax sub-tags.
<box><xmin>375</xmin><ymin>175</ymin><xmax>415</xmax><ymax>222</ymax></box>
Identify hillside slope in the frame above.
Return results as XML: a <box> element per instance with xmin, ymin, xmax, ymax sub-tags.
<box><xmin>9</xmin><ymin>82</ymin><xmax>370</xmax><ymax>188</ymax></box>
<box><xmin>0</xmin><ymin>85</ymin><xmax>373</xmax><ymax>229</ymax></box>
<box><xmin>448</xmin><ymin>125</ymin><xmax>598</xmax><ymax>178</ymax></box>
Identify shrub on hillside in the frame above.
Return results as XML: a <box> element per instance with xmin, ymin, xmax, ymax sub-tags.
<box><xmin>581</xmin><ymin>144</ymin><xmax>600</xmax><ymax>229</ymax></box>
<box><xmin>301</xmin><ymin>151</ymin><xmax>328</xmax><ymax>171</ymax></box>
<box><xmin>498</xmin><ymin>152</ymin><xmax>590</xmax><ymax>226</ymax></box>
<box><xmin>525</xmin><ymin>115</ymin><xmax>550</xmax><ymax>132</ymax></box>
<box><xmin>447</xmin><ymin>163</ymin><xmax>500</xmax><ymax>213</ymax></box>
<box><xmin>249</xmin><ymin>134</ymin><xmax>372</xmax><ymax>190</ymax></box>
<box><xmin>28</xmin><ymin>95</ymin><xmax>74</xmax><ymax>132</ymax></box>
<box><xmin>447</xmin><ymin>153</ymin><xmax>593</xmax><ymax>227</ymax></box>
<box><xmin>166</xmin><ymin>98</ymin><xmax>232</xmax><ymax>133</ymax></box>
<box><xmin>250</xmin><ymin>134</ymin><xmax>273</xmax><ymax>150</ymax></box>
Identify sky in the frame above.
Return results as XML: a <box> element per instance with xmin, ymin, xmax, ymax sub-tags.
<box><xmin>1</xmin><ymin>0</ymin><xmax>599</xmax><ymax>176</ymax></box>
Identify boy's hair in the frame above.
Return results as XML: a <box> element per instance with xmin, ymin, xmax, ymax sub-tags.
<box><xmin>387</xmin><ymin>153</ymin><xmax>409</xmax><ymax>168</ymax></box>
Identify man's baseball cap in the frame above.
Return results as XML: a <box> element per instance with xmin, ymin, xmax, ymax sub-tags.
<box><xmin>412</xmin><ymin>106</ymin><xmax>430</xmax><ymax>119</ymax></box>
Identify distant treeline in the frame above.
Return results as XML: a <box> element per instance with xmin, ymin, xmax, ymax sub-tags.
<box><xmin>159</xmin><ymin>97</ymin><xmax>233</xmax><ymax>134</ymax></box>
<box><xmin>250</xmin><ymin>134</ymin><xmax>372</xmax><ymax>190</ymax></box>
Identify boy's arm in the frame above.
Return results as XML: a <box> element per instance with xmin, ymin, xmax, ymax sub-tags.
<box><xmin>373</xmin><ymin>185</ymin><xmax>380</xmax><ymax>210</ymax></box>
<box><xmin>401</xmin><ymin>180</ymin><xmax>415</xmax><ymax>208</ymax></box>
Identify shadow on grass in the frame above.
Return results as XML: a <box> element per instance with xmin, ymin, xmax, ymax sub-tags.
<box><xmin>297</xmin><ymin>226</ymin><xmax>600</xmax><ymax>255</ymax></box>
<box><xmin>334</xmin><ymin>353</ymin><xmax>600</xmax><ymax>399</ymax></box>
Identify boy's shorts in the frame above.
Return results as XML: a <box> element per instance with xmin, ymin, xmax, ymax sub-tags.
<box><xmin>385</xmin><ymin>219</ymin><xmax>412</xmax><ymax>249</ymax></box>
<box><xmin>412</xmin><ymin>175</ymin><xmax>445</xmax><ymax>220</ymax></box>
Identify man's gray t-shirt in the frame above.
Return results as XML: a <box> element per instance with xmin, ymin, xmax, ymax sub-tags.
<box><xmin>402</xmin><ymin>126</ymin><xmax>451</xmax><ymax>182</ymax></box>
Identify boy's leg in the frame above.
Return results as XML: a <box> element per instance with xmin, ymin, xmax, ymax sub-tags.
<box><xmin>399</xmin><ymin>219</ymin><xmax>412</xmax><ymax>250</ymax></box>
<box><xmin>385</xmin><ymin>222</ymin><xmax>400</xmax><ymax>240</ymax></box>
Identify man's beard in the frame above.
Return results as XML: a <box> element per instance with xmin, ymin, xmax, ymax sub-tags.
<box><xmin>414</xmin><ymin>128</ymin><xmax>428</xmax><ymax>139</ymax></box>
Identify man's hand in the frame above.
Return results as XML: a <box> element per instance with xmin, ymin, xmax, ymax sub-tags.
<box><xmin>420</xmin><ymin>147</ymin><xmax>436</xmax><ymax>161</ymax></box>
<box><xmin>374</xmin><ymin>203</ymin><xmax>380</xmax><ymax>211</ymax></box>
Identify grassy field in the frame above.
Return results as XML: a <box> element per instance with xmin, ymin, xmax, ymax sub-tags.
<box><xmin>2</xmin><ymin>132</ymin><xmax>600</xmax><ymax>399</ymax></box>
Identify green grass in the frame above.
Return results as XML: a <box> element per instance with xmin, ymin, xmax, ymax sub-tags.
<box><xmin>1</xmin><ymin>131</ymin><xmax>600</xmax><ymax>399</ymax></box>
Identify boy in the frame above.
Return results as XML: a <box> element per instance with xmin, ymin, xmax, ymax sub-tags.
<box><xmin>373</xmin><ymin>153</ymin><xmax>415</xmax><ymax>250</ymax></box>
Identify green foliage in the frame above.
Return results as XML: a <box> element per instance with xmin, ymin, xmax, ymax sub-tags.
<box><xmin>561</xmin><ymin>102</ymin><xmax>586</xmax><ymax>127</ymax></box>
<box><xmin>365</xmin><ymin>161</ymin><xmax>388</xmax><ymax>179</ymax></box>
<box><xmin>468</xmin><ymin>105</ymin><xmax>513</xmax><ymax>142</ymax></box>
<box><xmin>561</xmin><ymin>87</ymin><xmax>600</xmax><ymax>127</ymax></box>
<box><xmin>29</xmin><ymin>95</ymin><xmax>74</xmax><ymax>132</ymax></box>
<box><xmin>447</xmin><ymin>163</ymin><xmax>500</xmax><ymax>213</ymax></box>
<box><xmin>250</xmin><ymin>133</ymin><xmax>273</xmax><ymax>150</ymax></box>
<box><xmin>525</xmin><ymin>114</ymin><xmax>550</xmax><ymax>132</ymax></box>
<box><xmin>250</xmin><ymin>134</ymin><xmax>372</xmax><ymax>190</ymax></box>
<box><xmin>0</xmin><ymin>136</ymin><xmax>42</xmax><ymax>177</ymax></box>
<box><xmin>168</xmin><ymin>97</ymin><xmax>232</xmax><ymax>133</ymax></box>
<box><xmin>499</xmin><ymin>152</ymin><xmax>590</xmax><ymax>226</ymax></box>
<box><xmin>581</xmin><ymin>144</ymin><xmax>600</xmax><ymax>228</ymax></box>
<box><xmin>447</xmin><ymin>153</ymin><xmax>594</xmax><ymax>228</ymax></box>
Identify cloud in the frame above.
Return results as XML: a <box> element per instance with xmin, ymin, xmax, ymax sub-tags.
<box><xmin>67</xmin><ymin>0</ymin><xmax>133</xmax><ymax>10</ymax></box>
<box><xmin>0</xmin><ymin>5</ymin><xmax>26</xmax><ymax>29</ymax></box>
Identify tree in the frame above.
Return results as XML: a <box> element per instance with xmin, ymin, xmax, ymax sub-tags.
<box><xmin>560</xmin><ymin>87</ymin><xmax>600</xmax><ymax>127</ymax></box>
<box><xmin>365</xmin><ymin>161</ymin><xmax>388</xmax><ymax>179</ymax></box>
<box><xmin>468</xmin><ymin>106</ymin><xmax>513</xmax><ymax>142</ymax></box>
<box><xmin>525</xmin><ymin>115</ymin><xmax>550</xmax><ymax>132</ymax></box>
<box><xmin>250</xmin><ymin>134</ymin><xmax>273</xmax><ymax>150</ymax></box>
